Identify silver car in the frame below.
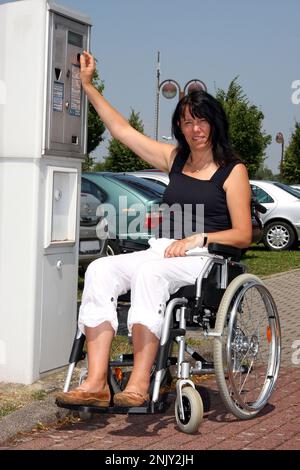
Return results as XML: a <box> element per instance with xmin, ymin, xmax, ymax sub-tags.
<box><xmin>250</xmin><ymin>180</ymin><xmax>300</xmax><ymax>250</ymax></box>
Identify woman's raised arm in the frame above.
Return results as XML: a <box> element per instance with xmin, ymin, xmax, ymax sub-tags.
<box><xmin>80</xmin><ymin>51</ymin><xmax>176</xmax><ymax>173</ymax></box>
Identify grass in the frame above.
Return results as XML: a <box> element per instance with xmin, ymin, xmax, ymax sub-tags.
<box><xmin>0</xmin><ymin>388</ymin><xmax>48</xmax><ymax>420</ymax></box>
<box><xmin>31</xmin><ymin>390</ymin><xmax>48</xmax><ymax>401</ymax></box>
<box><xmin>243</xmin><ymin>244</ymin><xmax>300</xmax><ymax>277</ymax></box>
<box><xmin>0</xmin><ymin>403</ymin><xmax>19</xmax><ymax>419</ymax></box>
<box><xmin>110</xmin><ymin>335</ymin><xmax>133</xmax><ymax>359</ymax></box>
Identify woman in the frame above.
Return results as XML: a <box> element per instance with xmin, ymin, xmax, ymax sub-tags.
<box><xmin>56</xmin><ymin>51</ymin><xmax>252</xmax><ymax>408</ymax></box>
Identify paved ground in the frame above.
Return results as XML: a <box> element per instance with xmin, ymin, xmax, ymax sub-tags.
<box><xmin>0</xmin><ymin>269</ymin><xmax>299</xmax><ymax>450</ymax></box>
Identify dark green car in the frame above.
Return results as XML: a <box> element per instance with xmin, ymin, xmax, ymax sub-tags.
<box><xmin>82</xmin><ymin>172</ymin><xmax>165</xmax><ymax>256</ymax></box>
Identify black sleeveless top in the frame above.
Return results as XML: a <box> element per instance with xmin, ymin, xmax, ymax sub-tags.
<box><xmin>156</xmin><ymin>153</ymin><xmax>243</xmax><ymax>239</ymax></box>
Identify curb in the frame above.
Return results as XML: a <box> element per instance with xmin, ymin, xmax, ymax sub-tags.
<box><xmin>0</xmin><ymin>397</ymin><xmax>69</xmax><ymax>445</ymax></box>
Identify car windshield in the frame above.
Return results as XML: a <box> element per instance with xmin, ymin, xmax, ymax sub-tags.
<box><xmin>112</xmin><ymin>174</ymin><xmax>165</xmax><ymax>199</ymax></box>
<box><xmin>273</xmin><ymin>182</ymin><xmax>300</xmax><ymax>199</ymax></box>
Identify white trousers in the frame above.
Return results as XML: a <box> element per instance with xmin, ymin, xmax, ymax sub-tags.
<box><xmin>78</xmin><ymin>238</ymin><xmax>212</xmax><ymax>339</ymax></box>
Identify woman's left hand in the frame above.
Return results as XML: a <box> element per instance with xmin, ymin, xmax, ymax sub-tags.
<box><xmin>164</xmin><ymin>233</ymin><xmax>204</xmax><ymax>257</ymax></box>
<box><xmin>80</xmin><ymin>51</ymin><xmax>96</xmax><ymax>88</ymax></box>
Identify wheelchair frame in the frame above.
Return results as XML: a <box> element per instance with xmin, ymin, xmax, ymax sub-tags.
<box><xmin>57</xmin><ymin>243</ymin><xmax>281</xmax><ymax>434</ymax></box>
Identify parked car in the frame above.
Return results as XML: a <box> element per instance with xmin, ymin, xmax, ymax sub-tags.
<box><xmin>79</xmin><ymin>178</ymin><xmax>108</xmax><ymax>271</ymax></box>
<box><xmin>291</xmin><ymin>184</ymin><xmax>300</xmax><ymax>194</ymax></box>
<box><xmin>250</xmin><ymin>180</ymin><xmax>300</xmax><ymax>250</ymax></box>
<box><xmin>126</xmin><ymin>169</ymin><xmax>170</xmax><ymax>188</ymax></box>
<box><xmin>82</xmin><ymin>172</ymin><xmax>165</xmax><ymax>256</ymax></box>
<box><xmin>126</xmin><ymin>170</ymin><xmax>264</xmax><ymax>246</ymax></box>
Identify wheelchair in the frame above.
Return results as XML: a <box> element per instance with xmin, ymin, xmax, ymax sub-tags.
<box><xmin>57</xmin><ymin>242</ymin><xmax>281</xmax><ymax>434</ymax></box>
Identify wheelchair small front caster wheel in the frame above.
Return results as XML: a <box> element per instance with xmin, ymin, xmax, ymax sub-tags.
<box><xmin>175</xmin><ymin>387</ymin><xmax>203</xmax><ymax>434</ymax></box>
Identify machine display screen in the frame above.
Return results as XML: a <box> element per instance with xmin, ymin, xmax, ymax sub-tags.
<box><xmin>68</xmin><ymin>31</ymin><xmax>83</xmax><ymax>47</ymax></box>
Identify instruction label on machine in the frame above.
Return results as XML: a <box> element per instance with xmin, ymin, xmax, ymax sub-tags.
<box><xmin>53</xmin><ymin>81</ymin><xmax>64</xmax><ymax>112</ymax></box>
<box><xmin>70</xmin><ymin>64</ymin><xmax>81</xmax><ymax>116</ymax></box>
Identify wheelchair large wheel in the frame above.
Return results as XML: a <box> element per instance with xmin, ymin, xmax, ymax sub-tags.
<box><xmin>213</xmin><ymin>273</ymin><xmax>281</xmax><ymax>419</ymax></box>
<box><xmin>175</xmin><ymin>387</ymin><xmax>203</xmax><ymax>434</ymax></box>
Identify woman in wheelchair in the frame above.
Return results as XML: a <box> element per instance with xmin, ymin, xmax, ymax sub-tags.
<box><xmin>56</xmin><ymin>52</ymin><xmax>280</xmax><ymax>431</ymax></box>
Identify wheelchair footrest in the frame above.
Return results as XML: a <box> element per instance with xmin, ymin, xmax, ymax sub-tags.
<box><xmin>56</xmin><ymin>400</ymin><xmax>166</xmax><ymax>415</ymax></box>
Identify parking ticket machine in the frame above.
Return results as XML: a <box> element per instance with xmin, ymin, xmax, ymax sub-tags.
<box><xmin>0</xmin><ymin>0</ymin><xmax>91</xmax><ymax>383</ymax></box>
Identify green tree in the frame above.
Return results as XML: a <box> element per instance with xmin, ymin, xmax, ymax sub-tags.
<box><xmin>82</xmin><ymin>69</ymin><xmax>106</xmax><ymax>172</ymax></box>
<box><xmin>93</xmin><ymin>160</ymin><xmax>107</xmax><ymax>172</ymax></box>
<box><xmin>104</xmin><ymin>109</ymin><xmax>151</xmax><ymax>172</ymax></box>
<box><xmin>282</xmin><ymin>122</ymin><xmax>300</xmax><ymax>183</ymax></box>
<box><xmin>253</xmin><ymin>163</ymin><xmax>274</xmax><ymax>180</ymax></box>
<box><xmin>216</xmin><ymin>78</ymin><xmax>271</xmax><ymax>177</ymax></box>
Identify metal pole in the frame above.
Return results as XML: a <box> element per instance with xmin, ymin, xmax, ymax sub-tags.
<box><xmin>154</xmin><ymin>51</ymin><xmax>160</xmax><ymax>140</ymax></box>
<box><xmin>280</xmin><ymin>141</ymin><xmax>284</xmax><ymax>175</ymax></box>
<box><xmin>276</xmin><ymin>132</ymin><xmax>285</xmax><ymax>176</ymax></box>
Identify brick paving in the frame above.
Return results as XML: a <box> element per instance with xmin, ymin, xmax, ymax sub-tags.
<box><xmin>1</xmin><ymin>269</ymin><xmax>300</xmax><ymax>450</ymax></box>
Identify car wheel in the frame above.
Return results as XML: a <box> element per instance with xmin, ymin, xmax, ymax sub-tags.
<box><xmin>263</xmin><ymin>221</ymin><xmax>296</xmax><ymax>251</ymax></box>
<box><xmin>106</xmin><ymin>240</ymin><xmax>121</xmax><ymax>256</ymax></box>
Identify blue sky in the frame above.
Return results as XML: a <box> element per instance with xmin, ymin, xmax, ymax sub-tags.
<box><xmin>2</xmin><ymin>0</ymin><xmax>300</xmax><ymax>172</ymax></box>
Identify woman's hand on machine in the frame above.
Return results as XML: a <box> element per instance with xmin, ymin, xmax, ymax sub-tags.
<box><xmin>80</xmin><ymin>51</ymin><xmax>96</xmax><ymax>88</ymax></box>
<box><xmin>164</xmin><ymin>233</ymin><xmax>206</xmax><ymax>258</ymax></box>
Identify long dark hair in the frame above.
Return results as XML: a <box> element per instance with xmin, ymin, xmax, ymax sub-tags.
<box><xmin>172</xmin><ymin>90</ymin><xmax>239</xmax><ymax>166</ymax></box>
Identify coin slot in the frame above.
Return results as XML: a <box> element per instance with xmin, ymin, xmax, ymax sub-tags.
<box><xmin>55</xmin><ymin>68</ymin><xmax>61</xmax><ymax>80</ymax></box>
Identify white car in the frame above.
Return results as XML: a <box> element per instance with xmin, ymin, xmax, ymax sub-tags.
<box><xmin>250</xmin><ymin>180</ymin><xmax>300</xmax><ymax>250</ymax></box>
<box><xmin>126</xmin><ymin>170</ymin><xmax>170</xmax><ymax>187</ymax></box>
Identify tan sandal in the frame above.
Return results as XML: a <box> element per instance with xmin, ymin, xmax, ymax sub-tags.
<box><xmin>113</xmin><ymin>390</ymin><xmax>149</xmax><ymax>407</ymax></box>
<box><xmin>56</xmin><ymin>386</ymin><xmax>111</xmax><ymax>407</ymax></box>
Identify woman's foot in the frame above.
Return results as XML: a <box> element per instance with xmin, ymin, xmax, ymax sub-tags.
<box><xmin>56</xmin><ymin>384</ymin><xmax>111</xmax><ymax>407</ymax></box>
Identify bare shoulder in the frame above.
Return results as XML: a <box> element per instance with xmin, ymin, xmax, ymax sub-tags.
<box><xmin>168</xmin><ymin>146</ymin><xmax>179</xmax><ymax>172</ymax></box>
<box><xmin>162</xmin><ymin>144</ymin><xmax>178</xmax><ymax>173</ymax></box>
<box><xmin>231</xmin><ymin>162</ymin><xmax>248</xmax><ymax>177</ymax></box>
<box><xmin>224</xmin><ymin>162</ymin><xmax>249</xmax><ymax>190</ymax></box>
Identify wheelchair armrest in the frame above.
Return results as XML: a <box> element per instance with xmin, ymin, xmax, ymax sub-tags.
<box><xmin>207</xmin><ymin>243</ymin><xmax>242</xmax><ymax>262</ymax></box>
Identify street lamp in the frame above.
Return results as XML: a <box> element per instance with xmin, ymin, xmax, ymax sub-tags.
<box><xmin>154</xmin><ymin>51</ymin><xmax>207</xmax><ymax>140</ymax></box>
<box><xmin>275</xmin><ymin>132</ymin><xmax>285</xmax><ymax>175</ymax></box>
